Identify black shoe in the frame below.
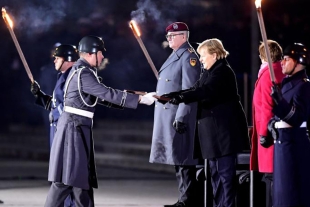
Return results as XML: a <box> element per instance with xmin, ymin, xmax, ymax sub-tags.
<box><xmin>164</xmin><ymin>201</ymin><xmax>186</xmax><ymax>207</ymax></box>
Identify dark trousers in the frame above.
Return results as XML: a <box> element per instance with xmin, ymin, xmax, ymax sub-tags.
<box><xmin>209</xmin><ymin>154</ymin><xmax>236</xmax><ymax>207</ymax></box>
<box><xmin>175</xmin><ymin>165</ymin><xmax>203</xmax><ymax>205</ymax></box>
<box><xmin>44</xmin><ymin>182</ymin><xmax>94</xmax><ymax>207</ymax></box>
<box><xmin>262</xmin><ymin>173</ymin><xmax>273</xmax><ymax>207</ymax></box>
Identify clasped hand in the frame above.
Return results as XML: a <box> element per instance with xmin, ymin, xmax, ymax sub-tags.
<box><xmin>30</xmin><ymin>80</ymin><xmax>43</xmax><ymax>97</ymax></box>
<box><xmin>161</xmin><ymin>91</ymin><xmax>184</xmax><ymax>105</ymax></box>
<box><xmin>139</xmin><ymin>92</ymin><xmax>156</xmax><ymax>105</ymax></box>
<box><xmin>270</xmin><ymin>84</ymin><xmax>282</xmax><ymax>105</ymax></box>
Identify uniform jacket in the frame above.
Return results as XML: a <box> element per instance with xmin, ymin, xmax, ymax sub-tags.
<box><xmin>48</xmin><ymin>58</ymin><xmax>140</xmax><ymax>190</ymax></box>
<box><xmin>271</xmin><ymin>70</ymin><xmax>310</xmax><ymax>207</ymax></box>
<box><xmin>150</xmin><ymin>41</ymin><xmax>201</xmax><ymax>165</ymax></box>
<box><xmin>34</xmin><ymin>68</ymin><xmax>72</xmax><ymax>146</ymax></box>
<box><xmin>181</xmin><ymin>59</ymin><xmax>249</xmax><ymax>159</ymax></box>
<box><xmin>250</xmin><ymin>62</ymin><xmax>285</xmax><ymax>173</ymax></box>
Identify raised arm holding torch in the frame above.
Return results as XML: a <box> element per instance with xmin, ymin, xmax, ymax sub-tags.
<box><xmin>255</xmin><ymin>0</ymin><xmax>276</xmax><ymax>84</ymax></box>
<box><xmin>2</xmin><ymin>8</ymin><xmax>34</xmax><ymax>83</ymax></box>
<box><xmin>129</xmin><ymin>20</ymin><xmax>158</xmax><ymax>80</ymax></box>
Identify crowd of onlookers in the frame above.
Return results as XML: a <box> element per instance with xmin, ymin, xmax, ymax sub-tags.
<box><xmin>0</xmin><ymin>0</ymin><xmax>309</xmax><ymax>130</ymax></box>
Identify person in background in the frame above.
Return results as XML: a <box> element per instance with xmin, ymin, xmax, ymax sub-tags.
<box><xmin>268</xmin><ymin>43</ymin><xmax>310</xmax><ymax>207</ymax></box>
<box><xmin>149</xmin><ymin>22</ymin><xmax>202</xmax><ymax>207</ymax></box>
<box><xmin>31</xmin><ymin>44</ymin><xmax>79</xmax><ymax>207</ymax></box>
<box><xmin>249</xmin><ymin>40</ymin><xmax>285</xmax><ymax>207</ymax></box>
<box><xmin>164</xmin><ymin>38</ymin><xmax>249</xmax><ymax>207</ymax></box>
<box><xmin>44</xmin><ymin>35</ymin><xmax>155</xmax><ymax>207</ymax></box>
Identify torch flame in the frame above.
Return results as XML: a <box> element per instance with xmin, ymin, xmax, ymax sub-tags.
<box><xmin>255</xmin><ymin>0</ymin><xmax>261</xmax><ymax>8</ymax></box>
<box><xmin>2</xmin><ymin>8</ymin><xmax>13</xmax><ymax>28</ymax></box>
<box><xmin>129</xmin><ymin>20</ymin><xmax>141</xmax><ymax>37</ymax></box>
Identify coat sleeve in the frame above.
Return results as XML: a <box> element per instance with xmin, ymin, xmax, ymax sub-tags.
<box><xmin>181</xmin><ymin>63</ymin><xmax>231</xmax><ymax>103</ymax></box>
<box><xmin>79</xmin><ymin>69</ymin><xmax>139</xmax><ymax>109</ymax></box>
<box><xmin>256</xmin><ymin>69</ymin><xmax>275</xmax><ymax>136</ymax></box>
<box><xmin>273</xmin><ymin>82</ymin><xmax>310</xmax><ymax>126</ymax></box>
<box><xmin>175</xmin><ymin>52</ymin><xmax>200</xmax><ymax>122</ymax></box>
<box><xmin>34</xmin><ymin>93</ymin><xmax>52</xmax><ymax>111</ymax></box>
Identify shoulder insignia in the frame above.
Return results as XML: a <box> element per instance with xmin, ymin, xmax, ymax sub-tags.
<box><xmin>188</xmin><ymin>48</ymin><xmax>194</xmax><ymax>53</ymax></box>
<box><xmin>303</xmin><ymin>78</ymin><xmax>310</xmax><ymax>82</ymax></box>
<box><xmin>190</xmin><ymin>58</ymin><xmax>197</xmax><ymax>67</ymax></box>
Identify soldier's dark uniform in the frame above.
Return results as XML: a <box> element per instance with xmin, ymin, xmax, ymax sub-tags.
<box><xmin>44</xmin><ymin>36</ymin><xmax>140</xmax><ymax>207</ymax></box>
<box><xmin>33</xmin><ymin>45</ymin><xmax>78</xmax><ymax>147</ymax></box>
<box><xmin>270</xmin><ymin>43</ymin><xmax>310</xmax><ymax>207</ymax></box>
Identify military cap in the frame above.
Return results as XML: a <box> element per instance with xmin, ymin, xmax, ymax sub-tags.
<box><xmin>166</xmin><ymin>22</ymin><xmax>189</xmax><ymax>33</ymax></box>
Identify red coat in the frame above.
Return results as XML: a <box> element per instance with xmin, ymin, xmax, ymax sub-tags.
<box><xmin>250</xmin><ymin>62</ymin><xmax>285</xmax><ymax>173</ymax></box>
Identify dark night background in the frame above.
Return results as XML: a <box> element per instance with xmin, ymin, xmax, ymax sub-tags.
<box><xmin>0</xmin><ymin>0</ymin><xmax>309</xmax><ymax>132</ymax></box>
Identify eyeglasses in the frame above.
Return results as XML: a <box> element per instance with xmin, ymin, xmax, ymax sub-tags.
<box><xmin>165</xmin><ymin>33</ymin><xmax>184</xmax><ymax>39</ymax></box>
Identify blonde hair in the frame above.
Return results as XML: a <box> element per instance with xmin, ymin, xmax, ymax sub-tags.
<box><xmin>258</xmin><ymin>40</ymin><xmax>283</xmax><ymax>62</ymax></box>
<box><xmin>197</xmin><ymin>38</ymin><xmax>229</xmax><ymax>60</ymax></box>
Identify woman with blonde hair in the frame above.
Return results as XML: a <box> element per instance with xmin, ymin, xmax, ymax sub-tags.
<box><xmin>163</xmin><ymin>38</ymin><xmax>249</xmax><ymax>207</ymax></box>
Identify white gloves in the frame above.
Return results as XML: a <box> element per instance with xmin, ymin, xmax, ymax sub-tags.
<box><xmin>139</xmin><ymin>92</ymin><xmax>156</xmax><ymax>105</ymax></box>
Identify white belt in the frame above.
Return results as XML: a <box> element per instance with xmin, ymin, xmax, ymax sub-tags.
<box><xmin>64</xmin><ymin>106</ymin><xmax>94</xmax><ymax>119</ymax></box>
<box><xmin>275</xmin><ymin>121</ymin><xmax>306</xmax><ymax>129</ymax></box>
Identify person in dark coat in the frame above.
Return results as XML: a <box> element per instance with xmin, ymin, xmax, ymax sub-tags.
<box><xmin>164</xmin><ymin>38</ymin><xmax>249</xmax><ymax>207</ymax></box>
<box><xmin>269</xmin><ymin>43</ymin><xmax>310</xmax><ymax>207</ymax></box>
<box><xmin>44</xmin><ymin>35</ymin><xmax>155</xmax><ymax>207</ymax></box>
<box><xmin>31</xmin><ymin>44</ymin><xmax>79</xmax><ymax>207</ymax></box>
<box><xmin>150</xmin><ymin>22</ymin><xmax>202</xmax><ymax>207</ymax></box>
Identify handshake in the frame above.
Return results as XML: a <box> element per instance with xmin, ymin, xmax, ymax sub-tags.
<box><xmin>126</xmin><ymin>90</ymin><xmax>184</xmax><ymax>105</ymax></box>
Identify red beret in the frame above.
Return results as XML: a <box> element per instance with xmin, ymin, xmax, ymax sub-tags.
<box><xmin>166</xmin><ymin>22</ymin><xmax>189</xmax><ymax>33</ymax></box>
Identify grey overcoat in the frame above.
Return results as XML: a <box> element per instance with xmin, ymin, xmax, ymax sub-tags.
<box><xmin>150</xmin><ymin>42</ymin><xmax>201</xmax><ymax>165</ymax></box>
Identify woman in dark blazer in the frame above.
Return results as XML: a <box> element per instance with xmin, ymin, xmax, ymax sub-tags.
<box><xmin>164</xmin><ymin>38</ymin><xmax>249</xmax><ymax>207</ymax></box>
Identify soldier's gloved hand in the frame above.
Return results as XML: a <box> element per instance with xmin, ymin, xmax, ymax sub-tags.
<box><xmin>259</xmin><ymin>135</ymin><xmax>273</xmax><ymax>148</ymax></box>
<box><xmin>267</xmin><ymin>118</ymin><xmax>278</xmax><ymax>140</ymax></box>
<box><xmin>270</xmin><ymin>84</ymin><xmax>282</xmax><ymax>105</ymax></box>
<box><xmin>173</xmin><ymin>120</ymin><xmax>187</xmax><ymax>134</ymax></box>
<box><xmin>169</xmin><ymin>94</ymin><xmax>184</xmax><ymax>105</ymax></box>
<box><xmin>139</xmin><ymin>92</ymin><xmax>156</xmax><ymax>105</ymax></box>
<box><xmin>31</xmin><ymin>81</ymin><xmax>43</xmax><ymax>97</ymax></box>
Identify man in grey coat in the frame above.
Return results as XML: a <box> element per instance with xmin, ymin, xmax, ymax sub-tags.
<box><xmin>150</xmin><ymin>22</ymin><xmax>202</xmax><ymax>207</ymax></box>
<box><xmin>44</xmin><ymin>35</ymin><xmax>155</xmax><ymax>207</ymax></box>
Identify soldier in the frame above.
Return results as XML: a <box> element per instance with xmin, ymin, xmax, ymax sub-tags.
<box><xmin>31</xmin><ymin>44</ymin><xmax>79</xmax><ymax>207</ymax></box>
<box><xmin>44</xmin><ymin>35</ymin><xmax>155</xmax><ymax>207</ymax></box>
<box><xmin>150</xmin><ymin>22</ymin><xmax>202</xmax><ymax>207</ymax></box>
<box><xmin>269</xmin><ymin>43</ymin><xmax>310</xmax><ymax>207</ymax></box>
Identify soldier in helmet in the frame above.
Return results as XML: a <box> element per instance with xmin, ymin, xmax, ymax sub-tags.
<box><xmin>31</xmin><ymin>44</ymin><xmax>78</xmax><ymax>207</ymax></box>
<box><xmin>268</xmin><ymin>43</ymin><xmax>310</xmax><ymax>207</ymax></box>
<box><xmin>44</xmin><ymin>35</ymin><xmax>155</xmax><ymax>207</ymax></box>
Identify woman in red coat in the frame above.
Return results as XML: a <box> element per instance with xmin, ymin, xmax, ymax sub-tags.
<box><xmin>250</xmin><ymin>40</ymin><xmax>285</xmax><ymax>206</ymax></box>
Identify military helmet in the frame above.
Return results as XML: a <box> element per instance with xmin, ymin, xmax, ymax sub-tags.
<box><xmin>283</xmin><ymin>43</ymin><xmax>310</xmax><ymax>66</ymax></box>
<box><xmin>78</xmin><ymin>35</ymin><xmax>106</xmax><ymax>54</ymax></box>
<box><xmin>53</xmin><ymin>44</ymin><xmax>78</xmax><ymax>62</ymax></box>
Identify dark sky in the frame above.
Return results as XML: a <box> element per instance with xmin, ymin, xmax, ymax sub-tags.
<box><xmin>0</xmin><ymin>0</ymin><xmax>310</xmax><ymax>128</ymax></box>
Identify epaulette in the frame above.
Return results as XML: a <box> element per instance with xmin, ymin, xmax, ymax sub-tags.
<box><xmin>303</xmin><ymin>78</ymin><xmax>310</xmax><ymax>82</ymax></box>
<box><xmin>188</xmin><ymin>47</ymin><xmax>195</xmax><ymax>53</ymax></box>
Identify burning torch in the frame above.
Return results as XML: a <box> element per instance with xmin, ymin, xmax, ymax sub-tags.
<box><xmin>129</xmin><ymin>20</ymin><xmax>158</xmax><ymax>80</ymax></box>
<box><xmin>2</xmin><ymin>7</ymin><xmax>34</xmax><ymax>83</ymax></box>
<box><xmin>255</xmin><ymin>0</ymin><xmax>276</xmax><ymax>84</ymax></box>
